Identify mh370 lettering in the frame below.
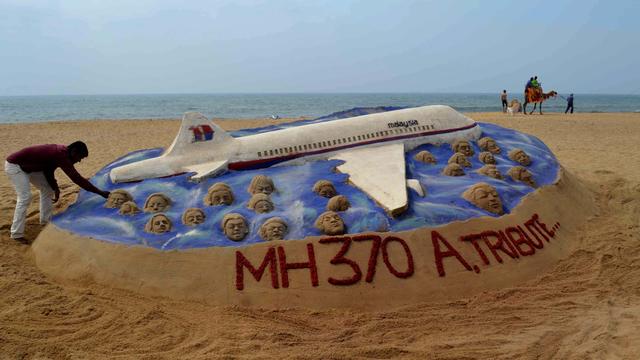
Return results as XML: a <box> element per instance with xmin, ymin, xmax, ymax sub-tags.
<box><xmin>235</xmin><ymin>213</ymin><xmax>560</xmax><ymax>290</ymax></box>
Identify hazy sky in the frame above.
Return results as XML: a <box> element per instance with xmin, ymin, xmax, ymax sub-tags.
<box><xmin>1</xmin><ymin>0</ymin><xmax>638</xmax><ymax>95</ymax></box>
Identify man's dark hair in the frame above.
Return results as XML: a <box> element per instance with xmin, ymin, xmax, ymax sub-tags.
<box><xmin>68</xmin><ymin>141</ymin><xmax>89</xmax><ymax>158</ymax></box>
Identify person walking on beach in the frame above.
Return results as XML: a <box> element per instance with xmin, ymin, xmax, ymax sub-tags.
<box><xmin>4</xmin><ymin>141</ymin><xmax>110</xmax><ymax>243</ymax></box>
<box><xmin>501</xmin><ymin>90</ymin><xmax>508</xmax><ymax>113</ymax></box>
<box><xmin>565</xmin><ymin>93</ymin><xmax>574</xmax><ymax>114</ymax></box>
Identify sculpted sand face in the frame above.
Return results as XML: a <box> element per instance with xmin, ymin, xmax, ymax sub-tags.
<box><xmin>247</xmin><ymin>193</ymin><xmax>274</xmax><ymax>214</ymax></box>
<box><xmin>118</xmin><ymin>201</ymin><xmax>140</xmax><ymax>215</ymax></box>
<box><xmin>313</xmin><ymin>180</ymin><xmax>337</xmax><ymax>198</ymax></box>
<box><xmin>478</xmin><ymin>137</ymin><xmax>501</xmax><ymax>154</ymax></box>
<box><xmin>222</xmin><ymin>213</ymin><xmax>249</xmax><ymax>241</ymax></box>
<box><xmin>477</xmin><ymin>164</ymin><xmax>503</xmax><ymax>179</ymax></box>
<box><xmin>144</xmin><ymin>214</ymin><xmax>172</xmax><ymax>234</ymax></box>
<box><xmin>248</xmin><ymin>175</ymin><xmax>276</xmax><ymax>195</ymax></box>
<box><xmin>508</xmin><ymin>166</ymin><xmax>537</xmax><ymax>187</ymax></box>
<box><xmin>509</xmin><ymin>149</ymin><xmax>532</xmax><ymax>166</ymax></box>
<box><xmin>452</xmin><ymin>139</ymin><xmax>474</xmax><ymax>157</ymax></box>
<box><xmin>259</xmin><ymin>217</ymin><xmax>288</xmax><ymax>241</ymax></box>
<box><xmin>448</xmin><ymin>152</ymin><xmax>472</xmax><ymax>168</ymax></box>
<box><xmin>315</xmin><ymin>211</ymin><xmax>346</xmax><ymax>235</ymax></box>
<box><xmin>443</xmin><ymin>163</ymin><xmax>465</xmax><ymax>176</ymax></box>
<box><xmin>144</xmin><ymin>193</ymin><xmax>171</xmax><ymax>213</ymax></box>
<box><xmin>479</xmin><ymin>151</ymin><xmax>496</xmax><ymax>165</ymax></box>
<box><xmin>462</xmin><ymin>182</ymin><xmax>504</xmax><ymax>215</ymax></box>
<box><xmin>182</xmin><ymin>208</ymin><xmax>205</xmax><ymax>226</ymax></box>
<box><xmin>204</xmin><ymin>183</ymin><xmax>234</xmax><ymax>206</ymax></box>
<box><xmin>327</xmin><ymin>195</ymin><xmax>351</xmax><ymax>212</ymax></box>
<box><xmin>105</xmin><ymin>189</ymin><xmax>133</xmax><ymax>209</ymax></box>
<box><xmin>414</xmin><ymin>150</ymin><xmax>436</xmax><ymax>164</ymax></box>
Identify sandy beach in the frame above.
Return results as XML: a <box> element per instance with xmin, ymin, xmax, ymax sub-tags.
<box><xmin>1</xmin><ymin>112</ymin><xmax>639</xmax><ymax>359</ymax></box>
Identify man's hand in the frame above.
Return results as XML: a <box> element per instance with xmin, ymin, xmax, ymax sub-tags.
<box><xmin>100</xmin><ymin>190</ymin><xmax>110</xmax><ymax>199</ymax></box>
<box><xmin>53</xmin><ymin>189</ymin><xmax>60</xmax><ymax>203</ymax></box>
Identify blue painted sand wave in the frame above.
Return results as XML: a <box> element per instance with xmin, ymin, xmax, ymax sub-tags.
<box><xmin>53</xmin><ymin>117</ymin><xmax>558</xmax><ymax>250</ymax></box>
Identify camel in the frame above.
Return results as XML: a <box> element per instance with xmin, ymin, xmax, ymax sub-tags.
<box><xmin>507</xmin><ymin>99</ymin><xmax>521</xmax><ymax>115</ymax></box>
<box><xmin>523</xmin><ymin>88</ymin><xmax>557</xmax><ymax>115</ymax></box>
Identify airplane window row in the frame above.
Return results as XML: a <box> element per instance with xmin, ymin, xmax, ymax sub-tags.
<box><xmin>257</xmin><ymin>124</ymin><xmax>436</xmax><ymax>158</ymax></box>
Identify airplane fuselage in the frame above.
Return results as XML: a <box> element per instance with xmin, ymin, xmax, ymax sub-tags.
<box><xmin>109</xmin><ymin>105</ymin><xmax>480</xmax><ymax>184</ymax></box>
<box><xmin>223</xmin><ymin>106</ymin><xmax>478</xmax><ymax>170</ymax></box>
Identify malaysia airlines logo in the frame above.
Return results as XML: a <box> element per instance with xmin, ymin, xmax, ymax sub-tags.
<box><xmin>189</xmin><ymin>125</ymin><xmax>215</xmax><ymax>142</ymax></box>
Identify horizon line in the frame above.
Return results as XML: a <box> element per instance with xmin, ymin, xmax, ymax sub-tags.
<box><xmin>2</xmin><ymin>91</ymin><xmax>640</xmax><ymax>97</ymax></box>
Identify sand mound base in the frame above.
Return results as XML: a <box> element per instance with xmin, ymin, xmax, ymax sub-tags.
<box><xmin>32</xmin><ymin>168</ymin><xmax>594</xmax><ymax>309</ymax></box>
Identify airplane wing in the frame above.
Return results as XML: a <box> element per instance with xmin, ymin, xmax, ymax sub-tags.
<box><xmin>183</xmin><ymin>159</ymin><xmax>229</xmax><ymax>182</ymax></box>
<box><xmin>330</xmin><ymin>143</ymin><xmax>408</xmax><ymax>216</ymax></box>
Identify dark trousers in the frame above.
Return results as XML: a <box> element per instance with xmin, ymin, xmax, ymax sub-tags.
<box><xmin>501</xmin><ymin>99</ymin><xmax>508</xmax><ymax>112</ymax></box>
<box><xmin>565</xmin><ymin>104</ymin><xmax>573</xmax><ymax>113</ymax></box>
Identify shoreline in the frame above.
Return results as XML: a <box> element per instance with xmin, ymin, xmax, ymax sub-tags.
<box><xmin>1</xmin><ymin>110</ymin><xmax>640</xmax><ymax>125</ymax></box>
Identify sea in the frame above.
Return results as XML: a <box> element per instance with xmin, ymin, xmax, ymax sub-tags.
<box><xmin>1</xmin><ymin>93</ymin><xmax>639</xmax><ymax>124</ymax></box>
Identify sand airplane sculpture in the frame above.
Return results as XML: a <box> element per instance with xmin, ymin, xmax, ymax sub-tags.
<box><xmin>35</xmin><ymin>104</ymin><xmax>596</xmax><ymax>310</ymax></box>
<box><xmin>110</xmin><ymin>105</ymin><xmax>481</xmax><ymax>215</ymax></box>
<box><xmin>523</xmin><ymin>87</ymin><xmax>558</xmax><ymax>115</ymax></box>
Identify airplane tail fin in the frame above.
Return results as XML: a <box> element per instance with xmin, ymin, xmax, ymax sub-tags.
<box><xmin>163</xmin><ymin>112</ymin><xmax>232</xmax><ymax>157</ymax></box>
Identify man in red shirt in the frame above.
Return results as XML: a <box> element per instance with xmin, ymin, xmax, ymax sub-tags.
<box><xmin>4</xmin><ymin>141</ymin><xmax>110</xmax><ymax>243</ymax></box>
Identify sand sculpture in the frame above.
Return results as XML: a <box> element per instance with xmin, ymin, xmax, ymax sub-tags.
<box><xmin>448</xmin><ymin>152</ymin><xmax>472</xmax><ymax>168</ymax></box>
<box><xmin>443</xmin><ymin>163</ymin><xmax>465</xmax><ymax>176</ymax></box>
<box><xmin>313</xmin><ymin>180</ymin><xmax>338</xmax><ymax>198</ymax></box>
<box><xmin>478</xmin><ymin>137</ymin><xmax>501</xmax><ymax>154</ymax></box>
<box><xmin>248</xmin><ymin>175</ymin><xmax>276</xmax><ymax>195</ymax></box>
<box><xmin>182</xmin><ymin>208</ymin><xmax>206</xmax><ymax>226</ymax></box>
<box><xmin>508</xmin><ymin>166</ymin><xmax>537</xmax><ymax>187</ymax></box>
<box><xmin>414</xmin><ymin>150</ymin><xmax>436</xmax><ymax>164</ymax></box>
<box><xmin>259</xmin><ymin>217</ymin><xmax>288</xmax><ymax>241</ymax></box>
<box><xmin>478</xmin><ymin>151</ymin><xmax>496</xmax><ymax>165</ymax></box>
<box><xmin>315</xmin><ymin>211</ymin><xmax>346</xmax><ymax>235</ymax></box>
<box><xmin>144</xmin><ymin>213</ymin><xmax>172</xmax><ymax>234</ymax></box>
<box><xmin>326</xmin><ymin>195</ymin><xmax>351</xmax><ymax>212</ymax></box>
<box><xmin>104</xmin><ymin>189</ymin><xmax>134</xmax><ymax>209</ymax></box>
<box><xmin>508</xmin><ymin>148</ymin><xmax>532</xmax><ymax>166</ymax></box>
<box><xmin>477</xmin><ymin>164</ymin><xmax>504</xmax><ymax>179</ymax></box>
<box><xmin>143</xmin><ymin>193</ymin><xmax>172</xmax><ymax>213</ymax></box>
<box><xmin>204</xmin><ymin>182</ymin><xmax>234</xmax><ymax>206</ymax></box>
<box><xmin>462</xmin><ymin>182</ymin><xmax>504</xmax><ymax>215</ymax></box>
<box><xmin>247</xmin><ymin>193</ymin><xmax>274</xmax><ymax>214</ymax></box>
<box><xmin>33</xmin><ymin>110</ymin><xmax>599</xmax><ymax>310</ymax></box>
<box><xmin>221</xmin><ymin>213</ymin><xmax>249</xmax><ymax>241</ymax></box>
<box><xmin>118</xmin><ymin>201</ymin><xmax>141</xmax><ymax>215</ymax></box>
<box><xmin>451</xmin><ymin>139</ymin><xmax>474</xmax><ymax>157</ymax></box>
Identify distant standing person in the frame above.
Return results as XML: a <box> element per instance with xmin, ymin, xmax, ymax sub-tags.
<box><xmin>4</xmin><ymin>141</ymin><xmax>110</xmax><ymax>243</ymax></box>
<box><xmin>565</xmin><ymin>93</ymin><xmax>574</xmax><ymax>114</ymax></box>
<box><xmin>501</xmin><ymin>90</ymin><xmax>508</xmax><ymax>113</ymax></box>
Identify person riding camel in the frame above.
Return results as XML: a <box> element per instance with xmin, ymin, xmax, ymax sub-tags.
<box><xmin>531</xmin><ymin>76</ymin><xmax>541</xmax><ymax>89</ymax></box>
<box><xmin>522</xmin><ymin>75</ymin><xmax>557</xmax><ymax>114</ymax></box>
<box><xmin>525</xmin><ymin>77</ymin><xmax>533</xmax><ymax>92</ymax></box>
